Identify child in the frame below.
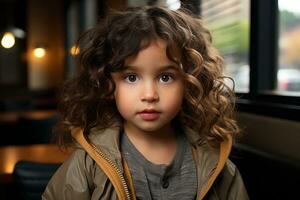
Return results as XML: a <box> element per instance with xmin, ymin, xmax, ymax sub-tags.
<box><xmin>43</xmin><ymin>6</ymin><xmax>248</xmax><ymax>200</ymax></box>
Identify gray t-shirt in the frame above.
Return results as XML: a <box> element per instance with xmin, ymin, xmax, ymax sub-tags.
<box><xmin>121</xmin><ymin>132</ymin><xmax>197</xmax><ymax>200</ymax></box>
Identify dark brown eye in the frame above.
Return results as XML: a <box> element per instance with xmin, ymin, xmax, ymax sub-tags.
<box><xmin>159</xmin><ymin>74</ymin><xmax>173</xmax><ymax>83</ymax></box>
<box><xmin>124</xmin><ymin>74</ymin><xmax>138</xmax><ymax>83</ymax></box>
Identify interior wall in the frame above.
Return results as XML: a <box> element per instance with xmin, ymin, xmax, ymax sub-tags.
<box><xmin>237</xmin><ymin>112</ymin><xmax>300</xmax><ymax>161</ymax></box>
<box><xmin>27</xmin><ymin>0</ymin><xmax>64</xmax><ymax>90</ymax></box>
<box><xmin>107</xmin><ymin>0</ymin><xmax>127</xmax><ymax>10</ymax></box>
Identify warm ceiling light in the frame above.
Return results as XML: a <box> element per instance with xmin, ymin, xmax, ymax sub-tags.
<box><xmin>70</xmin><ymin>45</ymin><xmax>80</xmax><ymax>56</ymax></box>
<box><xmin>1</xmin><ymin>32</ymin><xmax>15</xmax><ymax>49</ymax></box>
<box><xmin>33</xmin><ymin>47</ymin><xmax>46</xmax><ymax>58</ymax></box>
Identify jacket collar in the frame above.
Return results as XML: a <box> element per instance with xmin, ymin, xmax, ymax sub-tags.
<box><xmin>83</xmin><ymin>124</ymin><xmax>232</xmax><ymax>199</ymax></box>
<box><xmin>88</xmin><ymin>124</ymin><xmax>204</xmax><ymax>152</ymax></box>
<box><xmin>180</xmin><ymin>125</ymin><xmax>233</xmax><ymax>198</ymax></box>
<box><xmin>88</xmin><ymin>125</ymin><xmax>124</xmax><ymax>171</ymax></box>
<box><xmin>195</xmin><ymin>133</ymin><xmax>232</xmax><ymax>199</ymax></box>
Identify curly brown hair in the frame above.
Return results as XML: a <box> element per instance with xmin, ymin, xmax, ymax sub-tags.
<box><xmin>55</xmin><ymin>6</ymin><xmax>239</xmax><ymax>148</ymax></box>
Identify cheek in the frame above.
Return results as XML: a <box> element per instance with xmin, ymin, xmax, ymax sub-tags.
<box><xmin>114</xmin><ymin>85</ymin><xmax>135</xmax><ymax>118</ymax></box>
<box><xmin>163</xmin><ymin>84</ymin><xmax>184</xmax><ymax>114</ymax></box>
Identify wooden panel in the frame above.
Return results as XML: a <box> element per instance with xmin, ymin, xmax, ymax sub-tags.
<box><xmin>0</xmin><ymin>144</ymin><xmax>72</xmax><ymax>183</ymax></box>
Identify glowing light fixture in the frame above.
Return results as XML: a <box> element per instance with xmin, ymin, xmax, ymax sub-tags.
<box><xmin>33</xmin><ymin>47</ymin><xmax>46</xmax><ymax>58</ymax></box>
<box><xmin>70</xmin><ymin>45</ymin><xmax>80</xmax><ymax>56</ymax></box>
<box><xmin>1</xmin><ymin>32</ymin><xmax>15</xmax><ymax>48</ymax></box>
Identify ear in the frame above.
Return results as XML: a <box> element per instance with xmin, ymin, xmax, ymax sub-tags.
<box><xmin>105</xmin><ymin>79</ymin><xmax>115</xmax><ymax>100</ymax></box>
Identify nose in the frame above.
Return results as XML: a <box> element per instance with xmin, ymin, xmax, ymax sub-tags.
<box><xmin>140</xmin><ymin>81</ymin><xmax>159</xmax><ymax>103</ymax></box>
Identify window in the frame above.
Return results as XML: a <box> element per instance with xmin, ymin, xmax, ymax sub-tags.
<box><xmin>201</xmin><ymin>0</ymin><xmax>250</xmax><ymax>92</ymax></box>
<box><xmin>200</xmin><ymin>0</ymin><xmax>300</xmax><ymax>120</ymax></box>
<box><xmin>278</xmin><ymin>0</ymin><xmax>300</xmax><ymax>93</ymax></box>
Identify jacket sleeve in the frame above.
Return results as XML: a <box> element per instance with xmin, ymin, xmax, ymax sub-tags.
<box><xmin>42</xmin><ymin>149</ymin><xmax>95</xmax><ymax>200</ymax></box>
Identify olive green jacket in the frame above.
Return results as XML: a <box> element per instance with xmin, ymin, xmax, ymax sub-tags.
<box><xmin>42</xmin><ymin>126</ymin><xmax>249</xmax><ymax>200</ymax></box>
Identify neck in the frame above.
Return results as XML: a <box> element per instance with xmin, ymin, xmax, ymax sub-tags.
<box><xmin>124</xmin><ymin>122</ymin><xmax>176</xmax><ymax>143</ymax></box>
<box><xmin>123</xmin><ymin>122</ymin><xmax>177</xmax><ymax>165</ymax></box>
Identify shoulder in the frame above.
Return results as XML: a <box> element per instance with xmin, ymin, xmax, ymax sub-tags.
<box><xmin>56</xmin><ymin>148</ymin><xmax>96</xmax><ymax>177</ymax></box>
<box><xmin>212</xmin><ymin>159</ymin><xmax>249</xmax><ymax>200</ymax></box>
<box><xmin>222</xmin><ymin>159</ymin><xmax>238</xmax><ymax>178</ymax></box>
<box><xmin>193</xmin><ymin>140</ymin><xmax>249</xmax><ymax>199</ymax></box>
<box><xmin>42</xmin><ymin>148</ymin><xmax>99</xmax><ymax>199</ymax></box>
<box><xmin>214</xmin><ymin>158</ymin><xmax>242</xmax><ymax>188</ymax></box>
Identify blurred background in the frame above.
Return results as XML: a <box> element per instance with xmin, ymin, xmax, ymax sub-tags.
<box><xmin>1</xmin><ymin>0</ymin><xmax>300</xmax><ymax>144</ymax></box>
<box><xmin>0</xmin><ymin>0</ymin><xmax>299</xmax><ymax>199</ymax></box>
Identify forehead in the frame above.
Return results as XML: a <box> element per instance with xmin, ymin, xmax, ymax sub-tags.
<box><xmin>124</xmin><ymin>39</ymin><xmax>181</xmax><ymax>68</ymax></box>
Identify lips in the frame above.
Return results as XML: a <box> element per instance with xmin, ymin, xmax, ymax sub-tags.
<box><xmin>138</xmin><ymin>109</ymin><xmax>161</xmax><ymax>121</ymax></box>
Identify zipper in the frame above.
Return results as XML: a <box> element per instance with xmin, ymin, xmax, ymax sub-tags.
<box><xmin>90</xmin><ymin>143</ymin><xmax>131</xmax><ymax>200</ymax></box>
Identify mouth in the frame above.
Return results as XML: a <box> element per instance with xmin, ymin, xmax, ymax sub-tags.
<box><xmin>138</xmin><ymin>109</ymin><xmax>161</xmax><ymax>121</ymax></box>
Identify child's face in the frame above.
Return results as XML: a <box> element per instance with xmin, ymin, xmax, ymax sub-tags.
<box><xmin>111</xmin><ymin>39</ymin><xmax>184</xmax><ymax>135</ymax></box>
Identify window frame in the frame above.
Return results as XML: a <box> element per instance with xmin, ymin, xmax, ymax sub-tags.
<box><xmin>236</xmin><ymin>0</ymin><xmax>300</xmax><ymax>122</ymax></box>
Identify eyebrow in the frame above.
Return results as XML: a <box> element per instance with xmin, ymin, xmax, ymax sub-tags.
<box><xmin>122</xmin><ymin>64</ymin><xmax>180</xmax><ymax>72</ymax></box>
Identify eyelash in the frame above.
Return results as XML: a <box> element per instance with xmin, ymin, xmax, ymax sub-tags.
<box><xmin>123</xmin><ymin>73</ymin><xmax>175</xmax><ymax>83</ymax></box>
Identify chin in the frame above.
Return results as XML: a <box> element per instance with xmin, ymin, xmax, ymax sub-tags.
<box><xmin>137</xmin><ymin>123</ymin><xmax>168</xmax><ymax>133</ymax></box>
<box><xmin>138</xmin><ymin>126</ymin><xmax>160</xmax><ymax>133</ymax></box>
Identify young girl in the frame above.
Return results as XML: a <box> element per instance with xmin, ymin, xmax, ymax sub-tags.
<box><xmin>43</xmin><ymin>6</ymin><xmax>248</xmax><ymax>200</ymax></box>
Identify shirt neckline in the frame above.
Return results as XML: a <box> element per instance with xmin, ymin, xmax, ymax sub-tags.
<box><xmin>121</xmin><ymin>131</ymin><xmax>187</xmax><ymax>177</ymax></box>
